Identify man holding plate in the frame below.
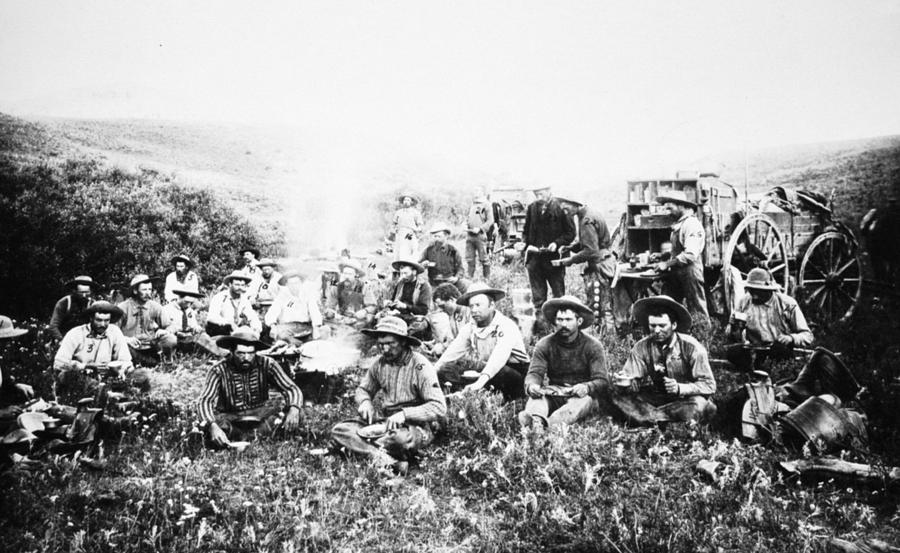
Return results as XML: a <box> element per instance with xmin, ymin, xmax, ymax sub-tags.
<box><xmin>331</xmin><ymin>316</ymin><xmax>446</xmax><ymax>472</ymax></box>
<box><xmin>519</xmin><ymin>296</ymin><xmax>609</xmax><ymax>429</ymax></box>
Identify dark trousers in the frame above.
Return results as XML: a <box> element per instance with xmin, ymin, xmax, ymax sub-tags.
<box><xmin>438</xmin><ymin>361</ymin><xmax>529</xmax><ymax>402</ymax></box>
<box><xmin>205</xmin><ymin>322</ymin><xmax>233</xmax><ymax>337</ymax></box>
<box><xmin>466</xmin><ymin>233</ymin><xmax>491</xmax><ymax>278</ymax></box>
<box><xmin>526</xmin><ymin>253</ymin><xmax>566</xmax><ymax>311</ymax></box>
<box><xmin>661</xmin><ymin>264</ymin><xmax>709</xmax><ymax>321</ymax></box>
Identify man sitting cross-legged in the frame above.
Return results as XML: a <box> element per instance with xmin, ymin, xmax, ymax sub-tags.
<box><xmin>331</xmin><ymin>316</ymin><xmax>446</xmax><ymax>473</ymax></box>
<box><xmin>519</xmin><ymin>296</ymin><xmax>610</xmax><ymax>429</ymax></box>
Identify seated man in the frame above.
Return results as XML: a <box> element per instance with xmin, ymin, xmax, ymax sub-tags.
<box><xmin>426</xmin><ymin>283</ymin><xmax>470</xmax><ymax>357</ymax></box>
<box><xmin>248</xmin><ymin>258</ymin><xmax>282</xmax><ymax>314</ymax></box>
<box><xmin>419</xmin><ymin>222</ymin><xmax>467</xmax><ymax>291</ymax></box>
<box><xmin>117</xmin><ymin>274</ymin><xmax>177</xmax><ymax>365</ymax></box>
<box><xmin>163</xmin><ymin>288</ymin><xmax>222</xmax><ymax>356</ymax></box>
<box><xmin>47</xmin><ymin>275</ymin><xmax>98</xmax><ymax>342</ymax></box>
<box><xmin>324</xmin><ymin>260</ymin><xmax>376</xmax><ymax>326</ymax></box>
<box><xmin>265</xmin><ymin>271</ymin><xmax>325</xmax><ymax>344</ymax></box>
<box><xmin>206</xmin><ymin>271</ymin><xmax>262</xmax><ymax>337</ymax></box>
<box><xmin>331</xmin><ymin>316</ymin><xmax>446</xmax><ymax>472</ymax></box>
<box><xmin>0</xmin><ymin>316</ymin><xmax>34</xmax><ymax>433</ymax></box>
<box><xmin>726</xmin><ymin>268</ymin><xmax>814</xmax><ymax>372</ymax></box>
<box><xmin>53</xmin><ymin>301</ymin><xmax>136</xmax><ymax>402</ymax></box>
<box><xmin>433</xmin><ymin>283</ymin><xmax>530</xmax><ymax>401</ymax></box>
<box><xmin>163</xmin><ymin>254</ymin><xmax>201</xmax><ymax>303</ymax></box>
<box><xmin>611</xmin><ymin>295</ymin><xmax>716</xmax><ymax>425</ymax></box>
<box><xmin>381</xmin><ymin>260</ymin><xmax>432</xmax><ymax>323</ymax></box>
<box><xmin>197</xmin><ymin>329</ymin><xmax>302</xmax><ymax>447</ymax></box>
<box><xmin>519</xmin><ymin>296</ymin><xmax>609</xmax><ymax>428</ymax></box>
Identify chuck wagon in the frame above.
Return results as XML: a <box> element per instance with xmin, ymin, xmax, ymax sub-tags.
<box><xmin>616</xmin><ymin>174</ymin><xmax>862</xmax><ymax>325</ymax></box>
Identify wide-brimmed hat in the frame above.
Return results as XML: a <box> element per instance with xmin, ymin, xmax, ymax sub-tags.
<box><xmin>555</xmin><ymin>197</ymin><xmax>583</xmax><ymax>209</ymax></box>
<box><xmin>397</xmin><ymin>194</ymin><xmax>419</xmax><ymax>205</ymax></box>
<box><xmin>655</xmin><ymin>190</ymin><xmax>697</xmax><ymax>208</ymax></box>
<box><xmin>338</xmin><ymin>260</ymin><xmax>366</xmax><ymax>278</ymax></box>
<box><xmin>0</xmin><ymin>315</ymin><xmax>28</xmax><ymax>339</ymax></box>
<box><xmin>744</xmin><ymin>268</ymin><xmax>781</xmax><ymax>291</ymax></box>
<box><xmin>215</xmin><ymin>329</ymin><xmax>268</xmax><ymax>351</ymax></box>
<box><xmin>530</xmin><ymin>184</ymin><xmax>552</xmax><ymax>192</ymax></box>
<box><xmin>633</xmin><ymin>295</ymin><xmax>692</xmax><ymax>332</ymax></box>
<box><xmin>392</xmin><ymin>260</ymin><xmax>425</xmax><ymax>274</ymax></box>
<box><xmin>171</xmin><ymin>288</ymin><xmax>203</xmax><ymax>299</ymax></box>
<box><xmin>65</xmin><ymin>275</ymin><xmax>99</xmax><ymax>290</ymax></box>
<box><xmin>223</xmin><ymin>271</ymin><xmax>253</xmax><ymax>285</ymax></box>
<box><xmin>542</xmin><ymin>296</ymin><xmax>595</xmax><ymax>329</ymax></box>
<box><xmin>129</xmin><ymin>274</ymin><xmax>154</xmax><ymax>288</ymax></box>
<box><xmin>240</xmin><ymin>247</ymin><xmax>261</xmax><ymax>259</ymax></box>
<box><xmin>278</xmin><ymin>270</ymin><xmax>306</xmax><ymax>285</ymax></box>
<box><xmin>171</xmin><ymin>254</ymin><xmax>194</xmax><ymax>267</ymax></box>
<box><xmin>361</xmin><ymin>315</ymin><xmax>421</xmax><ymax>347</ymax></box>
<box><xmin>429</xmin><ymin>222</ymin><xmax>452</xmax><ymax>235</ymax></box>
<box><xmin>256</xmin><ymin>258</ymin><xmax>278</xmax><ymax>268</ymax></box>
<box><xmin>85</xmin><ymin>301</ymin><xmax>124</xmax><ymax>322</ymax></box>
<box><xmin>457</xmin><ymin>282</ymin><xmax>506</xmax><ymax>306</ymax></box>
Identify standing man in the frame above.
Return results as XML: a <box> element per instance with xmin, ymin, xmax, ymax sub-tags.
<box><xmin>331</xmin><ymin>316</ymin><xmax>446</xmax><ymax>472</ymax></box>
<box><xmin>519</xmin><ymin>297</ymin><xmax>609</xmax><ymax>429</ymax></box>
<box><xmin>654</xmin><ymin>190</ymin><xmax>710</xmax><ymax>322</ymax></box>
<box><xmin>206</xmin><ymin>271</ymin><xmax>262</xmax><ymax>337</ymax></box>
<box><xmin>419</xmin><ymin>222</ymin><xmax>466</xmax><ymax>291</ymax></box>
<box><xmin>611</xmin><ymin>295</ymin><xmax>716</xmax><ymax>425</ymax></box>
<box><xmin>553</xmin><ymin>199</ymin><xmax>617</xmax><ymax>332</ymax></box>
<box><xmin>117</xmin><ymin>275</ymin><xmax>177</xmax><ymax>365</ymax></box>
<box><xmin>197</xmin><ymin>329</ymin><xmax>303</xmax><ymax>447</ymax></box>
<box><xmin>465</xmin><ymin>193</ymin><xmax>495</xmax><ymax>279</ymax></box>
<box><xmin>47</xmin><ymin>275</ymin><xmax>98</xmax><ymax>342</ymax></box>
<box><xmin>523</xmin><ymin>185</ymin><xmax>576</xmax><ymax>317</ymax></box>
<box><xmin>433</xmin><ymin>283</ymin><xmax>530</xmax><ymax>401</ymax></box>
<box><xmin>265</xmin><ymin>271</ymin><xmax>325</xmax><ymax>344</ymax></box>
<box><xmin>392</xmin><ymin>195</ymin><xmax>424</xmax><ymax>261</ymax></box>
<box><xmin>163</xmin><ymin>254</ymin><xmax>201</xmax><ymax>303</ymax></box>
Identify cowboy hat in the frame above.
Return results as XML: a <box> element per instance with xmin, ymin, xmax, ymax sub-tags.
<box><xmin>361</xmin><ymin>315</ymin><xmax>421</xmax><ymax>347</ymax></box>
<box><xmin>129</xmin><ymin>274</ymin><xmax>154</xmax><ymax>288</ymax></box>
<box><xmin>256</xmin><ymin>258</ymin><xmax>278</xmax><ymax>268</ymax></box>
<box><xmin>744</xmin><ymin>268</ymin><xmax>781</xmax><ymax>291</ymax></box>
<box><xmin>0</xmin><ymin>315</ymin><xmax>28</xmax><ymax>339</ymax></box>
<box><xmin>632</xmin><ymin>295</ymin><xmax>692</xmax><ymax>332</ymax></box>
<box><xmin>171</xmin><ymin>288</ymin><xmax>203</xmax><ymax>299</ymax></box>
<box><xmin>171</xmin><ymin>254</ymin><xmax>194</xmax><ymax>267</ymax></box>
<box><xmin>338</xmin><ymin>260</ymin><xmax>366</xmax><ymax>278</ymax></box>
<box><xmin>65</xmin><ymin>275</ymin><xmax>99</xmax><ymax>289</ymax></box>
<box><xmin>429</xmin><ymin>222</ymin><xmax>452</xmax><ymax>235</ymax></box>
<box><xmin>555</xmin><ymin>197</ymin><xmax>583</xmax><ymax>209</ymax></box>
<box><xmin>530</xmin><ymin>184</ymin><xmax>552</xmax><ymax>192</ymax></box>
<box><xmin>278</xmin><ymin>270</ymin><xmax>307</xmax><ymax>285</ymax></box>
<box><xmin>391</xmin><ymin>260</ymin><xmax>425</xmax><ymax>274</ymax></box>
<box><xmin>223</xmin><ymin>271</ymin><xmax>253</xmax><ymax>285</ymax></box>
<box><xmin>655</xmin><ymin>190</ymin><xmax>697</xmax><ymax>208</ymax></box>
<box><xmin>239</xmin><ymin>247</ymin><xmax>261</xmax><ymax>258</ymax></box>
<box><xmin>85</xmin><ymin>301</ymin><xmax>125</xmax><ymax>322</ymax></box>
<box><xmin>456</xmin><ymin>282</ymin><xmax>506</xmax><ymax>306</ymax></box>
<box><xmin>215</xmin><ymin>328</ymin><xmax>269</xmax><ymax>351</ymax></box>
<box><xmin>397</xmin><ymin>194</ymin><xmax>419</xmax><ymax>205</ymax></box>
<box><xmin>542</xmin><ymin>295</ymin><xmax>595</xmax><ymax>329</ymax></box>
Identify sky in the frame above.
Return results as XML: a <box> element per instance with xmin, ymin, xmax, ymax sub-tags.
<box><xmin>1</xmin><ymin>0</ymin><xmax>899</xmax><ymax>188</ymax></box>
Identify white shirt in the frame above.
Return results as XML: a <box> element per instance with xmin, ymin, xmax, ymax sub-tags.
<box><xmin>206</xmin><ymin>290</ymin><xmax>261</xmax><ymax>333</ymax></box>
<box><xmin>265</xmin><ymin>288</ymin><xmax>323</xmax><ymax>327</ymax></box>
<box><xmin>163</xmin><ymin>270</ymin><xmax>201</xmax><ymax>303</ymax></box>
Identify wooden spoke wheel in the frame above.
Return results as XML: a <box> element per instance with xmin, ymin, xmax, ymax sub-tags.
<box><xmin>722</xmin><ymin>213</ymin><xmax>791</xmax><ymax>316</ymax></box>
<box><xmin>798</xmin><ymin>230</ymin><xmax>862</xmax><ymax>325</ymax></box>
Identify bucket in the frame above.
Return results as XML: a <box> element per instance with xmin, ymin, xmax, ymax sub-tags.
<box><xmin>781</xmin><ymin>396</ymin><xmax>861</xmax><ymax>452</ymax></box>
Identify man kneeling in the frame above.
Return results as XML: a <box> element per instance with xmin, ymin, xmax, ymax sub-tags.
<box><xmin>611</xmin><ymin>295</ymin><xmax>716</xmax><ymax>425</ymax></box>
<box><xmin>519</xmin><ymin>296</ymin><xmax>609</xmax><ymax>429</ymax></box>
<box><xmin>197</xmin><ymin>329</ymin><xmax>302</xmax><ymax>447</ymax></box>
<box><xmin>331</xmin><ymin>316</ymin><xmax>446</xmax><ymax>472</ymax></box>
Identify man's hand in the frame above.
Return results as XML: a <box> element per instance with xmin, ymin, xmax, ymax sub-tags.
<box><xmin>127</xmin><ymin>336</ymin><xmax>143</xmax><ymax>349</ymax></box>
<box><xmin>656</xmin><ymin>261</ymin><xmax>669</xmax><ymax>272</ymax></box>
<box><xmin>385</xmin><ymin>410</ymin><xmax>406</xmax><ymax>431</ymax></box>
<box><xmin>0</xmin><ymin>405</ymin><xmax>23</xmax><ymax>418</ymax></box>
<box><xmin>526</xmin><ymin>383</ymin><xmax>543</xmax><ymax>398</ymax></box>
<box><xmin>208</xmin><ymin>422</ymin><xmax>229</xmax><ymax>447</ymax></box>
<box><xmin>14</xmin><ymin>383</ymin><xmax>35</xmax><ymax>400</ymax></box>
<box><xmin>526</xmin><ymin>245</ymin><xmax>540</xmax><ymax>254</ymax></box>
<box><xmin>358</xmin><ymin>401</ymin><xmax>376</xmax><ymax>424</ymax></box>
<box><xmin>283</xmin><ymin>406</ymin><xmax>301</xmax><ymax>432</ymax></box>
<box><xmin>663</xmin><ymin>377</ymin><xmax>680</xmax><ymax>395</ymax></box>
<box><xmin>775</xmin><ymin>334</ymin><xmax>794</xmax><ymax>347</ymax></box>
<box><xmin>547</xmin><ymin>242</ymin><xmax>558</xmax><ymax>253</ymax></box>
<box><xmin>465</xmin><ymin>374</ymin><xmax>489</xmax><ymax>392</ymax></box>
<box><xmin>394</xmin><ymin>301</ymin><xmax>407</xmax><ymax>310</ymax></box>
<box><xmin>571</xmin><ymin>384</ymin><xmax>590</xmax><ymax>398</ymax></box>
<box><xmin>448</xmin><ymin>276</ymin><xmax>458</xmax><ymax>283</ymax></box>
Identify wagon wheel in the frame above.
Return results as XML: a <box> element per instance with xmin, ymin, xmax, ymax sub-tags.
<box><xmin>722</xmin><ymin>213</ymin><xmax>791</xmax><ymax>316</ymax></box>
<box><xmin>798</xmin><ymin>231</ymin><xmax>862</xmax><ymax>325</ymax></box>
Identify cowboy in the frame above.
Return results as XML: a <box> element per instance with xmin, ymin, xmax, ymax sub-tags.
<box><xmin>331</xmin><ymin>316</ymin><xmax>446</xmax><ymax>472</ymax></box>
<box><xmin>163</xmin><ymin>288</ymin><xmax>222</xmax><ymax>356</ymax></box>
<box><xmin>382</xmin><ymin>260</ymin><xmax>433</xmax><ymax>335</ymax></box>
<box><xmin>248</xmin><ymin>258</ymin><xmax>282</xmax><ymax>312</ymax></box>
<box><xmin>0</xmin><ymin>316</ymin><xmax>33</xmax><ymax>428</ymax></box>
<box><xmin>238</xmin><ymin>247</ymin><xmax>263</xmax><ymax>285</ymax></box>
<box><xmin>265</xmin><ymin>271</ymin><xmax>324</xmax><ymax>343</ymax></box>
<box><xmin>163</xmin><ymin>254</ymin><xmax>201</xmax><ymax>303</ymax></box>
<box><xmin>725</xmin><ymin>268</ymin><xmax>814</xmax><ymax>373</ymax></box>
<box><xmin>611</xmin><ymin>295</ymin><xmax>716</xmax><ymax>425</ymax></box>
<box><xmin>419</xmin><ymin>222</ymin><xmax>466</xmax><ymax>290</ymax></box>
<box><xmin>654</xmin><ymin>190</ymin><xmax>710</xmax><ymax>322</ymax></box>
<box><xmin>466</xmin><ymin>193</ymin><xmax>495</xmax><ymax>279</ymax></box>
<box><xmin>523</xmin><ymin>185</ymin><xmax>576</xmax><ymax>315</ymax></box>
<box><xmin>197</xmin><ymin>329</ymin><xmax>303</xmax><ymax>447</ymax></box>
<box><xmin>553</xmin><ymin>199</ymin><xmax>617</xmax><ymax>331</ymax></box>
<box><xmin>392</xmin><ymin>195</ymin><xmax>424</xmax><ymax>261</ymax></box>
<box><xmin>206</xmin><ymin>271</ymin><xmax>262</xmax><ymax>337</ymax></box>
<box><xmin>47</xmin><ymin>275</ymin><xmax>98</xmax><ymax>342</ymax></box>
<box><xmin>117</xmin><ymin>275</ymin><xmax>177</xmax><ymax>364</ymax></box>
<box><xmin>426</xmin><ymin>283</ymin><xmax>471</xmax><ymax>357</ymax></box>
<box><xmin>433</xmin><ymin>283</ymin><xmax>530</xmax><ymax>401</ymax></box>
<box><xmin>519</xmin><ymin>296</ymin><xmax>610</xmax><ymax>428</ymax></box>
<box><xmin>324</xmin><ymin>260</ymin><xmax>376</xmax><ymax>325</ymax></box>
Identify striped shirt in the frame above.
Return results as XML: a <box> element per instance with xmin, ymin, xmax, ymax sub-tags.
<box><xmin>436</xmin><ymin>310</ymin><xmax>530</xmax><ymax>379</ymax></box>
<box><xmin>53</xmin><ymin>323</ymin><xmax>133</xmax><ymax>371</ymax></box>
<box><xmin>356</xmin><ymin>350</ymin><xmax>447</xmax><ymax>424</ymax></box>
<box><xmin>197</xmin><ymin>355</ymin><xmax>302</xmax><ymax>423</ymax></box>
